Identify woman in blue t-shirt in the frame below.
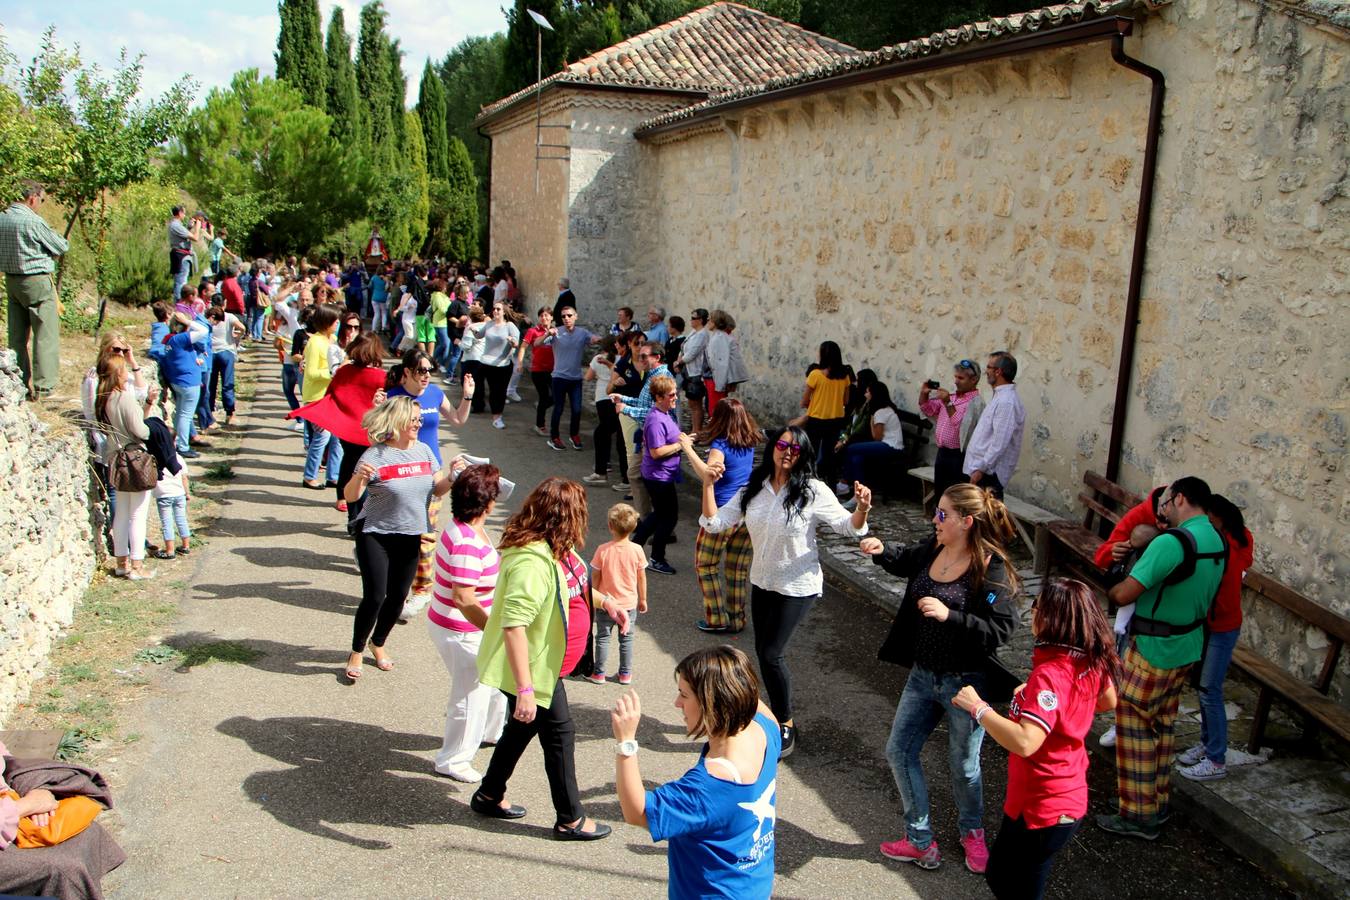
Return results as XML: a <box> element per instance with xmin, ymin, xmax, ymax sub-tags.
<box><xmin>612</xmin><ymin>645</ymin><xmax>780</xmax><ymax>900</ymax></box>
<box><xmin>678</xmin><ymin>398</ymin><xmax>760</xmax><ymax>634</ymax></box>
<box><xmin>385</xmin><ymin>348</ymin><xmax>474</xmax><ymax>617</ymax></box>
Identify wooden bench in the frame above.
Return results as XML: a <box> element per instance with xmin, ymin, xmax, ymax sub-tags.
<box><xmin>858</xmin><ymin>410</ymin><xmax>931</xmax><ymax>504</ymax></box>
<box><xmin>1231</xmin><ymin>571</ymin><xmax>1350</xmax><ymax>753</ymax></box>
<box><xmin>1044</xmin><ymin>470</ymin><xmax>1144</xmax><ymax>591</ymax></box>
<box><xmin>908</xmin><ymin>466</ymin><xmax>1060</xmax><ymax>574</ymax></box>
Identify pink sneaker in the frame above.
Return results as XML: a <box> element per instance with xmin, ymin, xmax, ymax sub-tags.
<box><xmin>586</xmin><ymin>672</ymin><xmax>606</xmax><ymax>684</ymax></box>
<box><xmin>961</xmin><ymin>829</ymin><xmax>989</xmax><ymax>874</ymax></box>
<box><xmin>880</xmin><ymin>837</ymin><xmax>940</xmax><ymax>870</ymax></box>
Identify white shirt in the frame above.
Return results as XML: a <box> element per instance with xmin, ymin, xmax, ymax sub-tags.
<box><xmin>273</xmin><ymin>296</ymin><xmax>300</xmax><ymax>340</ymax></box>
<box><xmin>963</xmin><ymin>383</ymin><xmax>1026</xmax><ymax>487</ymax></box>
<box><xmin>211</xmin><ymin>314</ymin><xmax>244</xmax><ymax>354</ymax></box>
<box><xmin>590</xmin><ymin>356</ymin><xmax>611</xmax><ymax>404</ymax></box>
<box><xmin>699</xmin><ymin>477</ymin><xmax>867</xmax><ymax>597</ymax></box>
<box><xmin>873</xmin><ymin>407</ymin><xmax>904</xmax><ymax>450</ymax></box>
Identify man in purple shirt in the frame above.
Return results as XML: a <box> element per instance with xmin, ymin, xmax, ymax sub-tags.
<box><xmin>630</xmin><ymin>375</ymin><xmax>684</xmax><ymax>575</ymax></box>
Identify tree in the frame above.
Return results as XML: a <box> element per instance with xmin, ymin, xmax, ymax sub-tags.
<box><xmin>417</xmin><ymin>60</ymin><xmax>448</xmax><ymax>182</ymax></box>
<box><xmin>499</xmin><ymin>0</ymin><xmax>566</xmax><ymax>98</ymax></box>
<box><xmin>324</xmin><ymin>6</ymin><xmax>361</xmax><ymax>147</ymax></box>
<box><xmin>168</xmin><ymin>70</ymin><xmax>368</xmax><ymax>254</ymax></box>
<box><xmin>438</xmin><ymin>33</ymin><xmax>505</xmax><ymax>257</ymax></box>
<box><xmin>439</xmin><ymin>137</ymin><xmax>479</xmax><ymax>260</ymax></box>
<box><xmin>401</xmin><ymin>110</ymin><xmax>429</xmax><ymax>253</ymax></box>
<box><xmin>275</xmin><ymin>0</ymin><xmax>327</xmax><ymax>108</ymax></box>
<box><xmin>356</xmin><ymin>1</ymin><xmax>395</xmax><ymax>170</ymax></box>
<box><xmin>0</xmin><ymin>32</ymin><xmax>75</xmax><ymax>201</ymax></box>
<box><xmin>387</xmin><ymin>37</ymin><xmax>407</xmax><ymax>149</ymax></box>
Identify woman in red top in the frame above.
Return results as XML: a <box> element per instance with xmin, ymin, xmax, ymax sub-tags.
<box><xmin>953</xmin><ymin>578</ymin><xmax>1118</xmax><ymax>900</ymax></box>
<box><xmin>1176</xmin><ymin>494</ymin><xmax>1254</xmax><ymax>782</ymax></box>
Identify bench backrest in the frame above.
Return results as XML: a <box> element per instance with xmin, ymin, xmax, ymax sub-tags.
<box><xmin>898</xmin><ymin>410</ymin><xmax>931</xmax><ymax>467</ymax></box>
<box><xmin>1243</xmin><ymin>570</ymin><xmax>1350</xmax><ymax>695</ymax></box>
<box><xmin>1078</xmin><ymin>470</ymin><xmax>1143</xmax><ymax>538</ymax></box>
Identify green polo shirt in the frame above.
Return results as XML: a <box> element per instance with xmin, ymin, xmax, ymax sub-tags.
<box><xmin>1129</xmin><ymin>513</ymin><xmax>1225</xmax><ymax>669</ymax></box>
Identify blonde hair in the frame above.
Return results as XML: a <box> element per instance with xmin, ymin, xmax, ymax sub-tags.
<box><xmin>608</xmin><ymin>503</ymin><xmax>639</xmax><ymax>537</ymax></box>
<box><xmin>96</xmin><ymin>331</ymin><xmax>130</xmax><ymax>368</ymax></box>
<box><xmin>647</xmin><ymin>374</ymin><xmax>676</xmax><ymax>399</ymax></box>
<box><xmin>942</xmin><ymin>483</ymin><xmax>1020</xmax><ymax>595</ymax></box>
<box><xmin>361</xmin><ymin>395</ymin><xmax>421</xmax><ymax>445</ymax></box>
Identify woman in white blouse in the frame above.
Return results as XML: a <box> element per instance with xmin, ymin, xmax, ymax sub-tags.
<box><xmin>699</xmin><ymin>424</ymin><xmax>871</xmax><ymax>757</ymax></box>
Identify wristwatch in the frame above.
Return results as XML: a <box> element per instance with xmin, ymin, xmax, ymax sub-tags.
<box><xmin>616</xmin><ymin>739</ymin><xmax>639</xmax><ymax>758</ymax></box>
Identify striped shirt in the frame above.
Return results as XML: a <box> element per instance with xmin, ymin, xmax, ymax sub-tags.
<box><xmin>353</xmin><ymin>442</ymin><xmax>438</xmax><ymax>534</ymax></box>
<box><xmin>429</xmin><ymin>519</ymin><xmax>499</xmax><ymax>633</ymax></box>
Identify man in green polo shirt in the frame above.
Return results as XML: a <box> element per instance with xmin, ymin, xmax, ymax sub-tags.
<box><xmin>0</xmin><ymin>181</ymin><xmax>69</xmax><ymax>400</ymax></box>
<box><xmin>1098</xmin><ymin>476</ymin><xmax>1225</xmax><ymax>840</ymax></box>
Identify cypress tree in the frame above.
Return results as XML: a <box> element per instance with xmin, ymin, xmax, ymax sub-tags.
<box><xmin>443</xmin><ymin>137</ymin><xmax>479</xmax><ymax>261</ymax></box>
<box><xmin>387</xmin><ymin>37</ymin><xmax>408</xmax><ymax>149</ymax></box>
<box><xmin>356</xmin><ymin>2</ymin><xmax>394</xmax><ymax>170</ymax></box>
<box><xmin>324</xmin><ymin>7</ymin><xmax>361</xmax><ymax>147</ymax></box>
<box><xmin>275</xmin><ymin>0</ymin><xmax>327</xmax><ymax>108</ymax></box>
<box><xmin>417</xmin><ymin>61</ymin><xmax>449</xmax><ymax>182</ymax></box>
<box><xmin>499</xmin><ymin>0</ymin><xmax>566</xmax><ymax>98</ymax></box>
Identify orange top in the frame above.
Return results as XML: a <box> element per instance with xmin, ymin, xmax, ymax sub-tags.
<box><xmin>590</xmin><ymin>539</ymin><xmax>648</xmax><ymax>610</ymax></box>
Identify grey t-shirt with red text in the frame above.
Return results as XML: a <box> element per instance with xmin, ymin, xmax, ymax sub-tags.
<box><xmin>355</xmin><ymin>442</ymin><xmax>438</xmax><ymax>534</ymax></box>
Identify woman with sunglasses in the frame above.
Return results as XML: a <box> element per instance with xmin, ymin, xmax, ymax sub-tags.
<box><xmin>860</xmin><ymin>483</ymin><xmax>1019</xmax><ymax>875</ymax></box>
<box><xmin>387</xmin><ymin>349</ymin><xmax>474</xmax><ymax>619</ymax></box>
<box><xmin>343</xmin><ymin>396</ymin><xmax>456</xmax><ymax>681</ymax></box>
<box><xmin>951</xmin><ymin>579</ymin><xmax>1118</xmax><ymax>899</ymax></box>
<box><xmin>466</xmin><ymin>301</ymin><xmax>520</xmax><ymax>429</ymax></box>
<box><xmin>699</xmin><ymin>425</ymin><xmax>871</xmax><ymax>757</ymax></box>
<box><xmin>82</xmin><ymin>332</ymin><xmax>150</xmax><ymax>485</ymax></box>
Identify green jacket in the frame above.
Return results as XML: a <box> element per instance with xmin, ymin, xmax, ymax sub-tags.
<box><xmin>476</xmin><ymin>541</ymin><xmax>569</xmax><ymax>709</ymax></box>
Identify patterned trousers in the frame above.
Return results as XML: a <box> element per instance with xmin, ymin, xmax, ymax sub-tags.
<box><xmin>1115</xmin><ymin>644</ymin><xmax>1192</xmax><ymax>824</ymax></box>
<box><xmin>412</xmin><ymin>494</ymin><xmax>444</xmax><ymax>597</ymax></box>
<box><xmin>694</xmin><ymin>524</ymin><xmax>752</xmax><ymax>631</ymax></box>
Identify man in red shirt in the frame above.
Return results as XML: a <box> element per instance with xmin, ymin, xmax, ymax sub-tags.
<box><xmin>218</xmin><ymin>266</ymin><xmax>245</xmax><ymax>316</ymax></box>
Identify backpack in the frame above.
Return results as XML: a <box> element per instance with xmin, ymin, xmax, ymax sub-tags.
<box><xmin>1129</xmin><ymin>528</ymin><xmax>1228</xmax><ymax>638</ymax></box>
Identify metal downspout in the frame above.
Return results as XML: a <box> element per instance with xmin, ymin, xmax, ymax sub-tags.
<box><xmin>1104</xmin><ymin>33</ymin><xmax>1165</xmax><ymax>484</ymax></box>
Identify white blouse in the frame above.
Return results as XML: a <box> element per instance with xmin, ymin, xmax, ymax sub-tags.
<box><xmin>700</xmin><ymin>477</ymin><xmax>867</xmax><ymax>597</ymax></box>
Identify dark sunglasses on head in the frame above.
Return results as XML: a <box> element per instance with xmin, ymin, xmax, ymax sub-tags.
<box><xmin>774</xmin><ymin>440</ymin><xmax>802</xmax><ymax>455</ymax></box>
<box><xmin>956</xmin><ymin>359</ymin><xmax>978</xmax><ymax>374</ymax></box>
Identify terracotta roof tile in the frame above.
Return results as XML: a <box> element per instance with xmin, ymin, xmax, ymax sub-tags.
<box><xmin>476</xmin><ymin>1</ymin><xmax>859</xmax><ymax>124</ymax></box>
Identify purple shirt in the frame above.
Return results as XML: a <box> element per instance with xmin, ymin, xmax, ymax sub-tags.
<box><xmin>640</xmin><ymin>408</ymin><xmax>681</xmax><ymax>482</ymax></box>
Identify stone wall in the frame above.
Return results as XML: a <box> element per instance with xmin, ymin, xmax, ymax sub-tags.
<box><xmin>0</xmin><ymin>350</ymin><xmax>98</xmax><ymax>723</ymax></box>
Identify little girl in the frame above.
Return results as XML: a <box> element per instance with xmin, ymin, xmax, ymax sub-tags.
<box><xmin>153</xmin><ymin>454</ymin><xmax>191</xmax><ymax>559</ymax></box>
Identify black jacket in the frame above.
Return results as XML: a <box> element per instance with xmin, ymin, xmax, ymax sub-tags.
<box><xmin>874</xmin><ymin>537</ymin><xmax>1018</xmax><ymax>672</ymax></box>
<box><xmin>144</xmin><ymin>417</ymin><xmax>182</xmax><ymax>477</ymax></box>
<box><xmin>553</xmin><ymin>289</ymin><xmax>576</xmax><ymax>322</ymax></box>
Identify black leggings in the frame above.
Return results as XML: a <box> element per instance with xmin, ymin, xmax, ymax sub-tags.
<box><xmin>479</xmin><ymin>678</ymin><xmax>583</xmax><ymax>824</ymax></box>
<box><xmin>592</xmin><ymin>399</ymin><xmax>627</xmax><ymax>479</ymax></box>
<box><xmin>530</xmin><ymin>370</ymin><xmax>553</xmax><ymax>429</ymax></box>
<box><xmin>805</xmin><ymin>415</ymin><xmax>846</xmax><ymax>483</ymax></box>
<box><xmin>482</xmin><ymin>362</ymin><xmax>512</xmax><ymax>415</ymax></box>
<box><xmin>933</xmin><ymin>446</ymin><xmax>968</xmax><ymax>501</ymax></box>
<box><xmin>336</xmin><ymin>439</ymin><xmax>367</xmax><ymax>522</ymax></box>
<box><xmin>750</xmin><ymin>586</ymin><xmax>818</xmax><ymax>722</ymax></box>
<box><xmin>351</xmin><ymin>530</ymin><xmax>420</xmax><ymax>653</ymax></box>
<box><xmin>462</xmin><ymin>360</ymin><xmax>485</xmax><ymax>413</ymax></box>
<box><xmin>633</xmin><ymin>478</ymin><xmax>678</xmax><ymax>562</ymax></box>
<box><xmin>985</xmin><ymin>813</ymin><xmax>1080</xmax><ymax>900</ymax></box>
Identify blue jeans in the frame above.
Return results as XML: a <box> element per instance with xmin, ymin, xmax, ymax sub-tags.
<box><xmin>156</xmin><ymin>495</ymin><xmax>191</xmax><ymax>544</ymax></box>
<box><xmin>170</xmin><ymin>382</ymin><xmax>200</xmax><ymax>452</ymax></box>
<box><xmin>433</xmin><ymin>326</ymin><xmax>451</xmax><ymax>370</ymax></box>
<box><xmin>281</xmin><ymin>363</ymin><xmax>301</xmax><ymax>411</ymax></box>
<box><xmin>1198</xmin><ymin>628</ymin><xmax>1240</xmax><ymax>765</ymax></box>
<box><xmin>247</xmin><ymin>306</ymin><xmax>265</xmax><ymax>340</ymax></box>
<box><xmin>886</xmin><ymin>665</ymin><xmax>987</xmax><ymax>847</ymax></box>
<box><xmin>303</xmin><ymin>421</ymin><xmax>342</xmax><ymax>483</ymax></box>
<box><xmin>172</xmin><ymin>253</ymin><xmax>194</xmax><ymax>299</ymax></box>
<box><xmin>445</xmin><ymin>341</ymin><xmax>463</xmax><ymax>380</ymax></box>
<box><xmin>841</xmin><ymin>440</ymin><xmax>905</xmax><ymax>486</ymax></box>
<box><xmin>209</xmin><ymin>350</ymin><xmax>236</xmax><ymax>415</ymax></box>
<box><xmin>550</xmin><ymin>376</ymin><xmax>584</xmax><ymax>439</ymax></box>
<box><xmin>593</xmin><ymin>608</ymin><xmax>637</xmax><ymax>677</ymax></box>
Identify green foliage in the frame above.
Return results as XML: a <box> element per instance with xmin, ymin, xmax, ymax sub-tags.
<box><xmin>438</xmin><ymin>33</ymin><xmax>506</xmax><ymax>257</ymax></box>
<box><xmin>417</xmin><ymin>61</ymin><xmax>449</xmax><ymax>183</ymax></box>
<box><xmin>134</xmin><ymin>645</ymin><xmax>181</xmax><ymax>665</ymax></box>
<box><xmin>324</xmin><ymin>7</ymin><xmax>362</xmax><ymax>148</ymax></box>
<box><xmin>167</xmin><ymin>70</ymin><xmax>369</xmax><ymax>255</ymax></box>
<box><xmin>500</xmin><ymin>0</ymin><xmax>568</xmax><ymax>98</ymax></box>
<box><xmin>799</xmin><ymin>0</ymin><xmax>1028</xmax><ymax>50</ymax></box>
<box><xmin>388</xmin><ymin>38</ymin><xmax>407</xmax><ymax>149</ymax></box>
<box><xmin>356</xmin><ymin>2</ymin><xmax>396</xmax><ymax>173</ymax></box>
<box><xmin>429</xmin><ymin>137</ymin><xmax>479</xmax><ymax>260</ymax></box>
<box><xmin>96</xmin><ymin>180</ymin><xmax>181</xmax><ymax>305</ymax></box>
<box><xmin>275</xmin><ymin>0</ymin><xmax>327</xmax><ymax>108</ymax></box>
<box><xmin>174</xmin><ymin>640</ymin><xmax>263</xmax><ymax>670</ymax></box>
<box><xmin>0</xmin><ymin>33</ymin><xmax>76</xmax><ymax>200</ymax></box>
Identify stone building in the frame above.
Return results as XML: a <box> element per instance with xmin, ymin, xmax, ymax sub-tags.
<box><xmin>480</xmin><ymin>1</ymin><xmax>1348</xmax><ymax>640</ymax></box>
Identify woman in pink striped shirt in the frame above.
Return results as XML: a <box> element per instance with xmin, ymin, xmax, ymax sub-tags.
<box><xmin>427</xmin><ymin>464</ymin><xmax>509</xmax><ymax>782</ymax></box>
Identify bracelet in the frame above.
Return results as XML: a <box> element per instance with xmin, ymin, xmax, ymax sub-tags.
<box><xmin>518</xmin><ymin>686</ymin><xmax>533</xmax><ymax>695</ymax></box>
<box><xmin>970</xmin><ymin>702</ymin><xmax>990</xmax><ymax>722</ymax></box>
<box><xmin>974</xmin><ymin>705</ymin><xmax>993</xmax><ymax>724</ymax></box>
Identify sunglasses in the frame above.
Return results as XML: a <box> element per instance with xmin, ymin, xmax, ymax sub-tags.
<box><xmin>413</xmin><ymin>367</ymin><xmax>434</xmax><ymax>375</ymax></box>
<box><xmin>774</xmin><ymin>440</ymin><xmax>803</xmax><ymax>455</ymax></box>
<box><xmin>936</xmin><ymin>508</ymin><xmax>949</xmax><ymax>523</ymax></box>
<box><xmin>110</xmin><ymin>347</ymin><xmax>130</xmax><ymax>354</ymax></box>
<box><xmin>956</xmin><ymin>359</ymin><xmax>977</xmax><ymax>373</ymax></box>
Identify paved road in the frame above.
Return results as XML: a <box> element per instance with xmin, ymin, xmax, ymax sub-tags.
<box><xmin>103</xmin><ymin>354</ymin><xmax>1290</xmax><ymax>899</ymax></box>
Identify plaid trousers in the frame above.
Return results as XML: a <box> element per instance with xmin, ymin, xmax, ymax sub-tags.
<box><xmin>1115</xmin><ymin>644</ymin><xmax>1192</xmax><ymax>823</ymax></box>
<box><xmin>694</xmin><ymin>524</ymin><xmax>752</xmax><ymax>630</ymax></box>
<box><xmin>412</xmin><ymin>494</ymin><xmax>444</xmax><ymax>597</ymax></box>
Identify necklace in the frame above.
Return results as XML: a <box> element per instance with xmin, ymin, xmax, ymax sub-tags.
<box><xmin>935</xmin><ymin>547</ymin><xmax>970</xmax><ymax>579</ymax></box>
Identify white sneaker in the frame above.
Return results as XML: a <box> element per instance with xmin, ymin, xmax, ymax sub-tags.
<box><xmin>1176</xmin><ymin>743</ymin><xmax>1206</xmax><ymax>767</ymax></box>
<box><xmin>400</xmin><ymin>593</ymin><xmax>432</xmax><ymax>622</ymax></box>
<box><xmin>492</xmin><ymin>417</ymin><xmax>506</xmax><ymax>429</ymax></box>
<box><xmin>582</xmin><ymin>473</ymin><xmax>608</xmax><ymax>485</ymax></box>
<box><xmin>1099</xmin><ymin>725</ymin><xmax>1117</xmax><ymax>748</ymax></box>
<box><xmin>507</xmin><ymin>393</ymin><xmax>524</xmax><ymax>403</ymax></box>
<box><xmin>611</xmin><ymin>482</ymin><xmax>630</xmax><ymax>492</ymax></box>
<box><xmin>1178</xmin><ymin>757</ymin><xmax>1227</xmax><ymax>781</ymax></box>
<box><xmin>292</xmin><ymin>421</ymin><xmax>305</xmax><ymax>433</ymax></box>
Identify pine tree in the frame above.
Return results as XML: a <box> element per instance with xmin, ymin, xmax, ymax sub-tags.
<box><xmin>275</xmin><ymin>0</ymin><xmax>326</xmax><ymax>108</ymax></box>
<box><xmin>355</xmin><ymin>1</ymin><xmax>394</xmax><ymax>170</ymax></box>
<box><xmin>324</xmin><ymin>7</ymin><xmax>361</xmax><ymax>147</ymax></box>
<box><xmin>417</xmin><ymin>61</ymin><xmax>449</xmax><ymax>182</ymax></box>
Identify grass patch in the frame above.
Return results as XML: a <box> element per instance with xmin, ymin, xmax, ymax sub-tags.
<box><xmin>175</xmin><ymin>640</ymin><xmax>263</xmax><ymax>671</ymax></box>
<box><xmin>59</xmin><ymin>663</ymin><xmax>98</xmax><ymax>684</ymax></box>
<box><xmin>202</xmin><ymin>461</ymin><xmax>236</xmax><ymax>481</ymax></box>
<box><xmin>134</xmin><ymin>645</ymin><xmax>181</xmax><ymax>665</ymax></box>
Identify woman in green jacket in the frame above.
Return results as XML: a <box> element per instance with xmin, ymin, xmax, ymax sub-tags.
<box><xmin>473</xmin><ymin>477</ymin><xmax>630</xmax><ymax>841</ymax></box>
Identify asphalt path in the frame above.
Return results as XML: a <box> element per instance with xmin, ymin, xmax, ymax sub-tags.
<box><xmin>103</xmin><ymin>353</ymin><xmax>1290</xmax><ymax>899</ymax></box>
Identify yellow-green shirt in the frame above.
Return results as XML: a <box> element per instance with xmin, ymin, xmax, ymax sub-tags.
<box><xmin>476</xmin><ymin>542</ymin><xmax>569</xmax><ymax>709</ymax></box>
<box><xmin>429</xmin><ymin>291</ymin><xmax>451</xmax><ymax>328</ymax></box>
<box><xmin>301</xmin><ymin>331</ymin><xmax>333</xmax><ymax>402</ymax></box>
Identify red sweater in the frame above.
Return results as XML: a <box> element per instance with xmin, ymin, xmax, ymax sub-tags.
<box><xmin>1209</xmin><ymin>530</ymin><xmax>1254</xmax><ymax>633</ymax></box>
<box><xmin>288</xmin><ymin>364</ymin><xmax>387</xmax><ymax>444</ymax></box>
<box><xmin>1092</xmin><ymin>489</ymin><xmax>1165</xmax><ymax>570</ymax></box>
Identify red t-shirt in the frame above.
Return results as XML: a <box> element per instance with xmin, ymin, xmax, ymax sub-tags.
<box><xmin>220</xmin><ymin>277</ymin><xmax>245</xmax><ymax>315</ymax></box>
<box><xmin>1004</xmin><ymin>646</ymin><xmax>1109</xmax><ymax>828</ymax></box>
<box><xmin>523</xmin><ymin>325</ymin><xmax>554</xmax><ymax>373</ymax></box>
<box><xmin>559</xmin><ymin>551</ymin><xmax>591</xmax><ymax>676</ymax></box>
<box><xmin>1208</xmin><ymin>529</ymin><xmax>1253</xmax><ymax>633</ymax></box>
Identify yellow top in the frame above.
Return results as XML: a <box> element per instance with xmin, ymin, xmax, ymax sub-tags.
<box><xmin>806</xmin><ymin>368</ymin><xmax>849</xmax><ymax>420</ymax></box>
<box><xmin>301</xmin><ymin>331</ymin><xmax>333</xmax><ymax>403</ymax></box>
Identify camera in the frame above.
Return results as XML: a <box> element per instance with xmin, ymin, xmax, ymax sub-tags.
<box><xmin>926</xmin><ymin>379</ymin><xmax>941</xmax><ymax>390</ymax></box>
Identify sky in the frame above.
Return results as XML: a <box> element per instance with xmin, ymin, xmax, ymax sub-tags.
<box><xmin>1</xmin><ymin>0</ymin><xmax>507</xmax><ymax>107</ymax></box>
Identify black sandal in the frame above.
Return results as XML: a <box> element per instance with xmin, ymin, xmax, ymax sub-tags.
<box><xmin>553</xmin><ymin>817</ymin><xmax>612</xmax><ymax>841</ymax></box>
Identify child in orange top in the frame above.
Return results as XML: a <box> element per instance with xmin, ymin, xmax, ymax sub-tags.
<box><xmin>589</xmin><ymin>503</ymin><xmax>648</xmax><ymax>685</ymax></box>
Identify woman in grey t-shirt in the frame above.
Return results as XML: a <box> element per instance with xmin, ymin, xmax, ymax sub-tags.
<box><xmin>468</xmin><ymin>302</ymin><xmax>520</xmax><ymax>430</ymax></box>
<box><xmin>343</xmin><ymin>395</ymin><xmax>456</xmax><ymax>681</ymax></box>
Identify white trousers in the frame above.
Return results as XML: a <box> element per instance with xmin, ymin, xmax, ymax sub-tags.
<box><xmin>506</xmin><ymin>359</ymin><xmax>523</xmax><ymax>396</ymax></box>
<box><xmin>113</xmin><ymin>488</ymin><xmax>151</xmax><ymax>561</ymax></box>
<box><xmin>426</xmin><ymin>620</ymin><xmax>507</xmax><ymax>773</ymax></box>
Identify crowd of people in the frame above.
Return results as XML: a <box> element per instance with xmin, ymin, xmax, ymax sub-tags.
<box><xmin>0</xmin><ymin>193</ymin><xmax>1256</xmax><ymax>899</ymax></box>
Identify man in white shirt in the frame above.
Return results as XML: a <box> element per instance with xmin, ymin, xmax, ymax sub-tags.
<box><xmin>962</xmin><ymin>351</ymin><xmax>1026</xmax><ymax>500</ymax></box>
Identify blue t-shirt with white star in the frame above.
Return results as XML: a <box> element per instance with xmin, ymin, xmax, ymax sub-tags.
<box><xmin>645</xmin><ymin>712</ymin><xmax>780</xmax><ymax>899</ymax></box>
